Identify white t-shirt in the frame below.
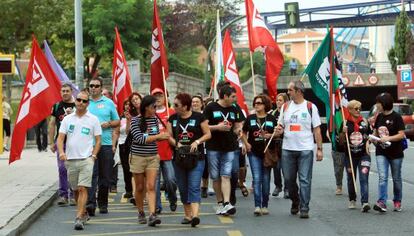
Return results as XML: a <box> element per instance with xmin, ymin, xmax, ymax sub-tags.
<box><xmin>59</xmin><ymin>112</ymin><xmax>102</xmax><ymax>160</ymax></box>
<box><xmin>280</xmin><ymin>100</ymin><xmax>321</xmax><ymax>151</ymax></box>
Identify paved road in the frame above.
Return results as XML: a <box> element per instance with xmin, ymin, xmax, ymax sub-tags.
<box><xmin>22</xmin><ymin>143</ymin><xmax>414</xmax><ymax>236</ymax></box>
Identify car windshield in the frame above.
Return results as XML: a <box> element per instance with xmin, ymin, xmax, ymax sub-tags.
<box><xmin>394</xmin><ymin>105</ymin><xmax>413</xmax><ymax>115</ymax></box>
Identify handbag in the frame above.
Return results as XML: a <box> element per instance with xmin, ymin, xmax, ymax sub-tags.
<box><xmin>402</xmin><ymin>136</ymin><xmax>408</xmax><ymax>151</ymax></box>
<box><xmin>173</xmin><ymin>116</ymin><xmax>200</xmax><ymax>170</ymax></box>
<box><xmin>263</xmin><ymin>140</ymin><xmax>281</xmax><ymax>168</ymax></box>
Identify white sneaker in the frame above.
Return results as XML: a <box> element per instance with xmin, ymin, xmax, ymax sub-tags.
<box><xmin>254</xmin><ymin>207</ymin><xmax>262</xmax><ymax>216</ymax></box>
<box><xmin>348</xmin><ymin>200</ymin><xmax>356</xmax><ymax>209</ymax></box>
<box><xmin>261</xmin><ymin>207</ymin><xmax>269</xmax><ymax>215</ymax></box>
<box><xmin>221</xmin><ymin>203</ymin><xmax>236</xmax><ymax>216</ymax></box>
<box><xmin>216</xmin><ymin>203</ymin><xmax>224</xmax><ymax>215</ymax></box>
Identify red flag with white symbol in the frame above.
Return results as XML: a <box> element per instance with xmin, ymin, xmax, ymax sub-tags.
<box><xmin>245</xmin><ymin>0</ymin><xmax>284</xmax><ymax>102</ymax></box>
<box><xmin>112</xmin><ymin>27</ymin><xmax>132</xmax><ymax>115</ymax></box>
<box><xmin>223</xmin><ymin>30</ymin><xmax>249</xmax><ymax>116</ymax></box>
<box><xmin>150</xmin><ymin>0</ymin><xmax>169</xmax><ymax>92</ymax></box>
<box><xmin>9</xmin><ymin>36</ymin><xmax>62</xmax><ymax>164</ymax></box>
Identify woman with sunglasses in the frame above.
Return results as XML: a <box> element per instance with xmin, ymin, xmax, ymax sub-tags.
<box><xmin>130</xmin><ymin>95</ymin><xmax>170</xmax><ymax>226</ymax></box>
<box><xmin>241</xmin><ymin>95</ymin><xmax>277</xmax><ymax>216</ymax></box>
<box><xmin>341</xmin><ymin>100</ymin><xmax>371</xmax><ymax>212</ymax></box>
<box><xmin>371</xmin><ymin>92</ymin><xmax>405</xmax><ymax>213</ymax></box>
<box><xmin>167</xmin><ymin>93</ymin><xmax>211</xmax><ymax>227</ymax></box>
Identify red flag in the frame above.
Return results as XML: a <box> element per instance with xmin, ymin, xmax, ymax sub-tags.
<box><xmin>150</xmin><ymin>0</ymin><xmax>169</xmax><ymax>93</ymax></box>
<box><xmin>245</xmin><ymin>0</ymin><xmax>284</xmax><ymax>102</ymax></box>
<box><xmin>112</xmin><ymin>27</ymin><xmax>133</xmax><ymax>115</ymax></box>
<box><xmin>9</xmin><ymin>36</ymin><xmax>62</xmax><ymax>164</ymax></box>
<box><xmin>223</xmin><ymin>30</ymin><xmax>249</xmax><ymax>116</ymax></box>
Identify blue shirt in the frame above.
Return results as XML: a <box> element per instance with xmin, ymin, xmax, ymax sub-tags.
<box><xmin>88</xmin><ymin>96</ymin><xmax>119</xmax><ymax>145</ymax></box>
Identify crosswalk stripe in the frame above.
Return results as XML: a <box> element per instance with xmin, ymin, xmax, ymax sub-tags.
<box><xmin>218</xmin><ymin>216</ymin><xmax>234</xmax><ymax>224</ymax></box>
<box><xmin>227</xmin><ymin>230</ymin><xmax>243</xmax><ymax>236</ymax></box>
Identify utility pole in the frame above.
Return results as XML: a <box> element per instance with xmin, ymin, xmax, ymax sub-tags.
<box><xmin>75</xmin><ymin>0</ymin><xmax>84</xmax><ymax>90</ymax></box>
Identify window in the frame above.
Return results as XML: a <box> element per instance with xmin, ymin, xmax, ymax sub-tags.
<box><xmin>285</xmin><ymin>44</ymin><xmax>291</xmax><ymax>53</ymax></box>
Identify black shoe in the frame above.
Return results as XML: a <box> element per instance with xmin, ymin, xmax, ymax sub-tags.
<box><xmin>191</xmin><ymin>217</ymin><xmax>200</xmax><ymax>227</ymax></box>
<box><xmin>155</xmin><ymin>207</ymin><xmax>162</xmax><ymax>214</ymax></box>
<box><xmin>86</xmin><ymin>207</ymin><xmax>95</xmax><ymax>217</ymax></box>
<box><xmin>201</xmin><ymin>187</ymin><xmax>208</xmax><ymax>198</ymax></box>
<box><xmin>99</xmin><ymin>207</ymin><xmax>108</xmax><ymax>214</ymax></box>
<box><xmin>300</xmin><ymin>212</ymin><xmax>309</xmax><ymax>219</ymax></box>
<box><xmin>148</xmin><ymin>214</ymin><xmax>161</xmax><ymax>227</ymax></box>
<box><xmin>170</xmin><ymin>203</ymin><xmax>177</xmax><ymax>212</ymax></box>
<box><xmin>181</xmin><ymin>218</ymin><xmax>192</xmax><ymax>224</ymax></box>
<box><xmin>290</xmin><ymin>203</ymin><xmax>299</xmax><ymax>215</ymax></box>
<box><xmin>124</xmin><ymin>192</ymin><xmax>133</xmax><ymax>199</ymax></box>
<box><xmin>130</xmin><ymin>198</ymin><xmax>136</xmax><ymax>206</ymax></box>
<box><xmin>284</xmin><ymin>191</ymin><xmax>290</xmax><ymax>199</ymax></box>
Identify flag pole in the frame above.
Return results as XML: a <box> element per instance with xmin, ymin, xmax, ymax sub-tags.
<box><xmin>338</xmin><ymin>92</ymin><xmax>358</xmax><ymax>194</ymax></box>
<box><xmin>264</xmin><ymin>103</ymin><xmax>285</xmax><ymax>153</ymax></box>
<box><xmin>249</xmin><ymin>51</ymin><xmax>257</xmax><ymax>97</ymax></box>
<box><xmin>162</xmin><ymin>66</ymin><xmax>170</xmax><ymax>117</ymax></box>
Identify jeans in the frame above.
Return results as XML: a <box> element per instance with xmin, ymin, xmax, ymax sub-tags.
<box><xmin>119</xmin><ymin>143</ymin><xmax>132</xmax><ymax>193</ymax></box>
<box><xmin>248</xmin><ymin>153</ymin><xmax>271</xmax><ymax>208</ymax></box>
<box><xmin>332</xmin><ymin>150</ymin><xmax>345</xmax><ymax>187</ymax></box>
<box><xmin>207</xmin><ymin>150</ymin><xmax>236</xmax><ymax>180</ymax></box>
<box><xmin>281</xmin><ymin>149</ymin><xmax>313</xmax><ymax>213</ymax></box>
<box><xmin>156</xmin><ymin>160</ymin><xmax>177</xmax><ymax>209</ymax></box>
<box><xmin>56</xmin><ymin>147</ymin><xmax>73</xmax><ymax>199</ymax></box>
<box><xmin>175</xmin><ymin>159</ymin><xmax>205</xmax><ymax>203</ymax></box>
<box><xmin>376</xmin><ymin>155</ymin><xmax>403</xmax><ymax>203</ymax></box>
<box><xmin>230</xmin><ymin>149</ymin><xmax>241</xmax><ymax>205</ymax></box>
<box><xmin>87</xmin><ymin>145</ymin><xmax>114</xmax><ymax>209</ymax></box>
<box><xmin>345</xmin><ymin>155</ymin><xmax>370</xmax><ymax>204</ymax></box>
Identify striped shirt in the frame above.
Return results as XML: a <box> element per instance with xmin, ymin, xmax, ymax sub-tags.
<box><xmin>130</xmin><ymin>116</ymin><xmax>159</xmax><ymax>156</ymax></box>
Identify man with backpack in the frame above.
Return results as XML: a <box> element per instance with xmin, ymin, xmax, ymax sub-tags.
<box><xmin>276</xmin><ymin>80</ymin><xmax>323</xmax><ymax>219</ymax></box>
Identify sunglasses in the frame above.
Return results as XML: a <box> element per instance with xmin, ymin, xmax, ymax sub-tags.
<box><xmin>254</xmin><ymin>102</ymin><xmax>264</xmax><ymax>105</ymax></box>
<box><xmin>89</xmin><ymin>84</ymin><xmax>101</xmax><ymax>88</ymax></box>
<box><xmin>76</xmin><ymin>98</ymin><xmax>89</xmax><ymax>104</ymax></box>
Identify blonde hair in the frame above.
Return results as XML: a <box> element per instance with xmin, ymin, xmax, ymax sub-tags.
<box><xmin>347</xmin><ymin>100</ymin><xmax>361</xmax><ymax>110</ymax></box>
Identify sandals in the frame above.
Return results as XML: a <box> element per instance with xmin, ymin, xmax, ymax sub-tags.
<box><xmin>240</xmin><ymin>184</ymin><xmax>249</xmax><ymax>197</ymax></box>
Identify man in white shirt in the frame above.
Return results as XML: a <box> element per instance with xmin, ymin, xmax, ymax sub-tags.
<box><xmin>276</xmin><ymin>80</ymin><xmax>323</xmax><ymax>219</ymax></box>
<box><xmin>57</xmin><ymin>91</ymin><xmax>102</xmax><ymax>230</ymax></box>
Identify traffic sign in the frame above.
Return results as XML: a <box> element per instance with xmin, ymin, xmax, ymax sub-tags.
<box><xmin>342</xmin><ymin>76</ymin><xmax>350</xmax><ymax>86</ymax></box>
<box><xmin>401</xmin><ymin>70</ymin><xmax>412</xmax><ymax>83</ymax></box>
<box><xmin>353</xmin><ymin>74</ymin><xmax>365</xmax><ymax>86</ymax></box>
<box><xmin>368</xmin><ymin>75</ymin><xmax>378</xmax><ymax>85</ymax></box>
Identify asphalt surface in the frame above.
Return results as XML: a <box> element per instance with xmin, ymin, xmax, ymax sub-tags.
<box><xmin>22</xmin><ymin>143</ymin><xmax>414</xmax><ymax>236</ymax></box>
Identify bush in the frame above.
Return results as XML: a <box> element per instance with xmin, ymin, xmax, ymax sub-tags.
<box><xmin>168</xmin><ymin>54</ymin><xmax>204</xmax><ymax>79</ymax></box>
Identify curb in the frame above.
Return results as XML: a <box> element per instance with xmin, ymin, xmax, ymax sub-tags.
<box><xmin>0</xmin><ymin>183</ymin><xmax>58</xmax><ymax>236</ymax></box>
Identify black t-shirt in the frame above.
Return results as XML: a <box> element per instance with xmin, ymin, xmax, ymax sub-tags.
<box><xmin>51</xmin><ymin>101</ymin><xmax>76</xmax><ymax>140</ymax></box>
<box><xmin>204</xmin><ymin>102</ymin><xmax>245</xmax><ymax>152</ymax></box>
<box><xmin>374</xmin><ymin>111</ymin><xmax>405</xmax><ymax>159</ymax></box>
<box><xmin>169</xmin><ymin>112</ymin><xmax>206</xmax><ymax>153</ymax></box>
<box><xmin>243</xmin><ymin>114</ymin><xmax>277</xmax><ymax>158</ymax></box>
<box><xmin>344</xmin><ymin>118</ymin><xmax>371</xmax><ymax>158</ymax></box>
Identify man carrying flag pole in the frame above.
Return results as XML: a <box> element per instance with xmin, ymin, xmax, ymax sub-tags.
<box><xmin>9</xmin><ymin>36</ymin><xmax>62</xmax><ymax>164</ymax></box>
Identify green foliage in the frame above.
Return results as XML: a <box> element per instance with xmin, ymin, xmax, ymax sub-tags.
<box><xmin>168</xmin><ymin>54</ymin><xmax>204</xmax><ymax>79</ymax></box>
<box><xmin>388</xmin><ymin>9</ymin><xmax>413</xmax><ymax>73</ymax></box>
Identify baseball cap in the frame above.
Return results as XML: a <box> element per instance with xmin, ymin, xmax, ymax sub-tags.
<box><xmin>151</xmin><ymin>88</ymin><xmax>164</xmax><ymax>95</ymax></box>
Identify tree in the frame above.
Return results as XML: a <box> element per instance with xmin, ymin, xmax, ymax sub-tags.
<box><xmin>388</xmin><ymin>8</ymin><xmax>414</xmax><ymax>73</ymax></box>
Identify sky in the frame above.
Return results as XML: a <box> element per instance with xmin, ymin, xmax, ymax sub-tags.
<box><xmin>253</xmin><ymin>0</ymin><xmax>378</xmax><ymax>12</ymax></box>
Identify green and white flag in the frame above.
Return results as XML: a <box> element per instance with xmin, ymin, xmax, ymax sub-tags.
<box><xmin>213</xmin><ymin>10</ymin><xmax>224</xmax><ymax>99</ymax></box>
<box><xmin>304</xmin><ymin>28</ymin><xmax>342</xmax><ymax>133</ymax></box>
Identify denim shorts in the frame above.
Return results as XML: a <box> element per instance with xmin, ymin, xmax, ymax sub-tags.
<box><xmin>207</xmin><ymin>150</ymin><xmax>237</xmax><ymax>180</ymax></box>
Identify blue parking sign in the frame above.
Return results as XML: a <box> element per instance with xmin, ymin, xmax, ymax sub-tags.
<box><xmin>401</xmin><ymin>70</ymin><xmax>412</xmax><ymax>82</ymax></box>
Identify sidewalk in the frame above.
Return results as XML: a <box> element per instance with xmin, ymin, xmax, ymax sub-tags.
<box><xmin>0</xmin><ymin>148</ymin><xmax>58</xmax><ymax>236</ymax></box>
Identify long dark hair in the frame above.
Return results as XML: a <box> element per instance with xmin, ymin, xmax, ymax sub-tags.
<box><xmin>128</xmin><ymin>92</ymin><xmax>143</xmax><ymax>117</ymax></box>
<box><xmin>139</xmin><ymin>95</ymin><xmax>156</xmax><ymax>132</ymax></box>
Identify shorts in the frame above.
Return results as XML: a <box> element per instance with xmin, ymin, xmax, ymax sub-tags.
<box><xmin>129</xmin><ymin>154</ymin><xmax>160</xmax><ymax>174</ymax></box>
<box><xmin>65</xmin><ymin>158</ymin><xmax>94</xmax><ymax>190</ymax></box>
<box><xmin>3</xmin><ymin>119</ymin><xmax>10</xmax><ymax>136</ymax></box>
<box><xmin>207</xmin><ymin>150</ymin><xmax>236</xmax><ymax>180</ymax></box>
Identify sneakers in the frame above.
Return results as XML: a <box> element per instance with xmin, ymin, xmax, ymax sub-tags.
<box><xmin>81</xmin><ymin>212</ymin><xmax>90</xmax><ymax>224</ymax></box>
<box><xmin>86</xmin><ymin>206</ymin><xmax>95</xmax><ymax>217</ymax></box>
<box><xmin>254</xmin><ymin>207</ymin><xmax>262</xmax><ymax>216</ymax></box>
<box><xmin>215</xmin><ymin>203</ymin><xmax>224</xmax><ymax>215</ymax></box>
<box><xmin>155</xmin><ymin>207</ymin><xmax>162</xmax><ymax>214</ymax></box>
<box><xmin>221</xmin><ymin>203</ymin><xmax>236</xmax><ymax>216</ymax></box>
<box><xmin>283</xmin><ymin>191</ymin><xmax>290</xmax><ymax>199</ymax></box>
<box><xmin>261</xmin><ymin>207</ymin><xmax>269</xmax><ymax>215</ymax></box>
<box><xmin>272</xmin><ymin>188</ymin><xmax>282</xmax><ymax>197</ymax></box>
<box><xmin>138</xmin><ymin>211</ymin><xmax>147</xmax><ymax>224</ymax></box>
<box><xmin>99</xmin><ymin>207</ymin><xmax>108</xmax><ymax>214</ymax></box>
<box><xmin>124</xmin><ymin>192</ymin><xmax>133</xmax><ymax>199</ymax></box>
<box><xmin>300</xmin><ymin>212</ymin><xmax>309</xmax><ymax>219</ymax></box>
<box><xmin>181</xmin><ymin>218</ymin><xmax>192</xmax><ymax>224</ymax></box>
<box><xmin>191</xmin><ymin>216</ymin><xmax>200</xmax><ymax>227</ymax></box>
<box><xmin>57</xmin><ymin>197</ymin><xmax>68</xmax><ymax>206</ymax></box>
<box><xmin>69</xmin><ymin>198</ymin><xmax>77</xmax><ymax>206</ymax></box>
<box><xmin>290</xmin><ymin>203</ymin><xmax>299</xmax><ymax>215</ymax></box>
<box><xmin>201</xmin><ymin>187</ymin><xmax>208</xmax><ymax>198</ymax></box>
<box><xmin>74</xmin><ymin>218</ymin><xmax>84</xmax><ymax>230</ymax></box>
<box><xmin>373</xmin><ymin>201</ymin><xmax>387</xmax><ymax>213</ymax></box>
<box><xmin>393</xmin><ymin>201</ymin><xmax>402</xmax><ymax>212</ymax></box>
<box><xmin>348</xmin><ymin>200</ymin><xmax>356</xmax><ymax>209</ymax></box>
<box><xmin>148</xmin><ymin>214</ymin><xmax>161</xmax><ymax>227</ymax></box>
<box><xmin>361</xmin><ymin>203</ymin><xmax>371</xmax><ymax>213</ymax></box>
<box><xmin>170</xmin><ymin>203</ymin><xmax>177</xmax><ymax>212</ymax></box>
<box><xmin>335</xmin><ymin>187</ymin><xmax>343</xmax><ymax>195</ymax></box>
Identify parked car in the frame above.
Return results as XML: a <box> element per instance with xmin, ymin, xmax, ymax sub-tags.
<box><xmin>368</xmin><ymin>103</ymin><xmax>414</xmax><ymax>140</ymax></box>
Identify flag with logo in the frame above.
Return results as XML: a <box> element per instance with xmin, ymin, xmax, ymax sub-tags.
<box><xmin>9</xmin><ymin>36</ymin><xmax>62</xmax><ymax>164</ymax></box>
<box><xmin>150</xmin><ymin>0</ymin><xmax>169</xmax><ymax>93</ymax></box>
<box><xmin>44</xmin><ymin>40</ymin><xmax>79</xmax><ymax>95</ymax></box>
<box><xmin>304</xmin><ymin>27</ymin><xmax>343</xmax><ymax>134</ymax></box>
<box><xmin>112</xmin><ymin>27</ymin><xmax>133</xmax><ymax>115</ymax></box>
<box><xmin>223</xmin><ymin>30</ymin><xmax>249</xmax><ymax>115</ymax></box>
<box><xmin>245</xmin><ymin>0</ymin><xmax>284</xmax><ymax>102</ymax></box>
